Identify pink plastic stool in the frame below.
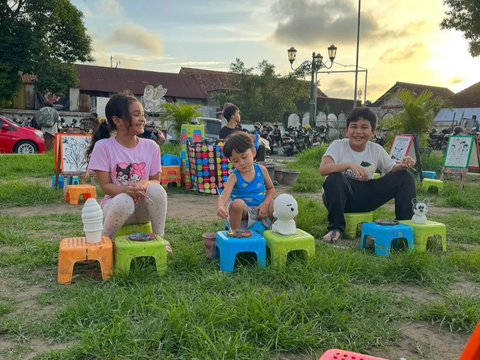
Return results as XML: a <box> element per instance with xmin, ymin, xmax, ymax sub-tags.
<box><xmin>318</xmin><ymin>349</ymin><xmax>388</xmax><ymax>360</ymax></box>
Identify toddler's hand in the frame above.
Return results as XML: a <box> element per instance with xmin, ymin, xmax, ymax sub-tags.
<box><xmin>254</xmin><ymin>203</ymin><xmax>269</xmax><ymax>219</ymax></box>
<box><xmin>217</xmin><ymin>205</ymin><xmax>229</xmax><ymax>220</ymax></box>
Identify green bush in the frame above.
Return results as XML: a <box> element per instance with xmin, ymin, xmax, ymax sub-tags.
<box><xmin>420</xmin><ymin>151</ymin><xmax>444</xmax><ymax>174</ymax></box>
<box><xmin>286</xmin><ymin>145</ymin><xmax>327</xmax><ymax>192</ymax></box>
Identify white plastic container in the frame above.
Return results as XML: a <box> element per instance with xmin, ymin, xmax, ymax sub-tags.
<box><xmin>81</xmin><ymin>198</ymin><xmax>104</xmax><ymax>243</ymax></box>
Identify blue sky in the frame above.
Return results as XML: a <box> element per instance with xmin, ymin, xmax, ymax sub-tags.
<box><xmin>72</xmin><ymin>0</ymin><xmax>480</xmax><ymax>101</ymax></box>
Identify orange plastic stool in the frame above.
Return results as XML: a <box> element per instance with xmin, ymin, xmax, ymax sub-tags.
<box><xmin>57</xmin><ymin>237</ymin><xmax>113</xmax><ymax>284</ymax></box>
<box><xmin>459</xmin><ymin>321</ymin><xmax>480</xmax><ymax>360</ymax></box>
<box><xmin>65</xmin><ymin>184</ymin><xmax>97</xmax><ymax>205</ymax></box>
<box><xmin>318</xmin><ymin>349</ymin><xmax>388</xmax><ymax>360</ymax></box>
<box><xmin>160</xmin><ymin>165</ymin><xmax>181</xmax><ymax>188</ymax></box>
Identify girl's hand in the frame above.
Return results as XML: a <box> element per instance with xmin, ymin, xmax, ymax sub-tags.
<box><xmin>126</xmin><ymin>184</ymin><xmax>146</xmax><ymax>201</ymax></box>
<box><xmin>217</xmin><ymin>205</ymin><xmax>229</xmax><ymax>220</ymax></box>
<box><xmin>254</xmin><ymin>202</ymin><xmax>269</xmax><ymax>219</ymax></box>
<box><xmin>135</xmin><ymin>179</ymin><xmax>150</xmax><ymax>188</ymax></box>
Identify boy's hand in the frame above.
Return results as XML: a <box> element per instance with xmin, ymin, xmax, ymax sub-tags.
<box><xmin>217</xmin><ymin>205</ymin><xmax>229</xmax><ymax>220</ymax></box>
<box><xmin>349</xmin><ymin>163</ymin><xmax>369</xmax><ymax>181</ymax></box>
<box><xmin>401</xmin><ymin>156</ymin><xmax>416</xmax><ymax>169</ymax></box>
<box><xmin>254</xmin><ymin>202</ymin><xmax>269</xmax><ymax>219</ymax></box>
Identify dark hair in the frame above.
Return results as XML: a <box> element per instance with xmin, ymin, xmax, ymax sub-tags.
<box><xmin>223</xmin><ymin>105</ymin><xmax>239</xmax><ymax>122</ymax></box>
<box><xmin>223</xmin><ymin>132</ymin><xmax>254</xmax><ymax>158</ymax></box>
<box><xmin>346</xmin><ymin>107</ymin><xmax>377</xmax><ymax>129</ymax></box>
<box><xmin>43</xmin><ymin>102</ymin><xmax>53</xmax><ymax>108</ymax></box>
<box><xmin>85</xmin><ymin>93</ymin><xmax>139</xmax><ymax>160</ymax></box>
<box><xmin>92</xmin><ymin>113</ymin><xmax>98</xmax><ymax>118</ymax></box>
<box><xmin>274</xmin><ymin>124</ymin><xmax>278</xmax><ymax>127</ymax></box>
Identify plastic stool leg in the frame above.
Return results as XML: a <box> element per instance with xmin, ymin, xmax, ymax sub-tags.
<box><xmin>83</xmin><ymin>193</ymin><xmax>92</xmax><ymax>201</ymax></box>
<box><xmin>219</xmin><ymin>252</ymin><xmax>237</xmax><ymax>273</ymax></box>
<box><xmin>154</xmin><ymin>253</ymin><xmax>167</xmax><ymax>275</ymax></box>
<box><xmin>115</xmin><ymin>256</ymin><xmax>133</xmax><ymax>274</ymax></box>
<box><xmin>58</xmin><ymin>259</ymin><xmax>75</xmax><ymax>284</ymax></box>
<box><xmin>374</xmin><ymin>240</ymin><xmax>391</xmax><ymax>257</ymax></box>
<box><xmin>270</xmin><ymin>248</ymin><xmax>288</xmax><ymax>267</ymax></box>
<box><xmin>256</xmin><ymin>248</ymin><xmax>267</xmax><ymax>268</ymax></box>
<box><xmin>439</xmin><ymin>228</ymin><xmax>447</xmax><ymax>251</ymax></box>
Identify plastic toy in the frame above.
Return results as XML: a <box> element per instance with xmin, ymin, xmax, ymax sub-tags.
<box><xmin>272</xmin><ymin>194</ymin><xmax>298</xmax><ymax>235</ymax></box>
<box><xmin>412</xmin><ymin>198</ymin><xmax>429</xmax><ymax>224</ymax></box>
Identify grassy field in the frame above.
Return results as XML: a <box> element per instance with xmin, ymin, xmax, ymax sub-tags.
<box><xmin>0</xmin><ymin>147</ymin><xmax>479</xmax><ymax>359</ymax></box>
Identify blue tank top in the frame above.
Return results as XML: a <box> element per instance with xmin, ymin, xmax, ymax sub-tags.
<box><xmin>231</xmin><ymin>163</ymin><xmax>266</xmax><ymax>207</ymax></box>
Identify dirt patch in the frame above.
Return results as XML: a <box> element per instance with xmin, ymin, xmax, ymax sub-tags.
<box><xmin>395</xmin><ymin>284</ymin><xmax>443</xmax><ymax>302</ymax></box>
<box><xmin>449</xmin><ymin>281</ymin><xmax>480</xmax><ymax>296</ymax></box>
<box><xmin>371</xmin><ymin>321</ymin><xmax>470</xmax><ymax>360</ymax></box>
<box><xmin>1</xmin><ymin>203</ymin><xmax>81</xmax><ymax>217</ymax></box>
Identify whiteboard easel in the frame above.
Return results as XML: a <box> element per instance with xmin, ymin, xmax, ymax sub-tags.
<box><xmin>389</xmin><ymin>134</ymin><xmax>423</xmax><ymax>180</ymax></box>
<box><xmin>440</xmin><ymin>135</ymin><xmax>480</xmax><ymax>190</ymax></box>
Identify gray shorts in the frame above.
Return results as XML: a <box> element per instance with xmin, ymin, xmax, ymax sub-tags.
<box><xmin>227</xmin><ymin>202</ymin><xmax>273</xmax><ymax>231</ymax></box>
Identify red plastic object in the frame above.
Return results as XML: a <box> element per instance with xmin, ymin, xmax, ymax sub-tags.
<box><xmin>318</xmin><ymin>349</ymin><xmax>388</xmax><ymax>360</ymax></box>
<box><xmin>459</xmin><ymin>321</ymin><xmax>480</xmax><ymax>360</ymax></box>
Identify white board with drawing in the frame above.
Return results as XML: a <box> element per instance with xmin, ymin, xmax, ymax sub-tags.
<box><xmin>389</xmin><ymin>135</ymin><xmax>416</xmax><ymax>163</ymax></box>
<box><xmin>61</xmin><ymin>135</ymin><xmax>91</xmax><ymax>173</ymax></box>
<box><xmin>444</xmin><ymin>135</ymin><xmax>478</xmax><ymax>168</ymax></box>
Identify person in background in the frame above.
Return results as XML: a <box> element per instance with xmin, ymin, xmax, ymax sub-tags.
<box><xmin>271</xmin><ymin>124</ymin><xmax>282</xmax><ymax>146</ymax></box>
<box><xmin>35</xmin><ymin>102</ymin><xmax>59</xmax><ymax>151</ymax></box>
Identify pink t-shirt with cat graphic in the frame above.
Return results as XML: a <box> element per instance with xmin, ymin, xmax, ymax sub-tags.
<box><xmin>88</xmin><ymin>137</ymin><xmax>161</xmax><ymax>207</ymax></box>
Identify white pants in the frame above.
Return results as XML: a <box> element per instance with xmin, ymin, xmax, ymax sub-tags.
<box><xmin>102</xmin><ymin>183</ymin><xmax>167</xmax><ymax>239</ymax></box>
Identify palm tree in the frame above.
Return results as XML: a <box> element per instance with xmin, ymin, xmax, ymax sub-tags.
<box><xmin>379</xmin><ymin>89</ymin><xmax>451</xmax><ymax>147</ymax></box>
<box><xmin>160</xmin><ymin>102</ymin><xmax>202</xmax><ymax>138</ymax></box>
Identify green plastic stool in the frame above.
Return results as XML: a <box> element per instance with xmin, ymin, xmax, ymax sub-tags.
<box><xmin>422</xmin><ymin>178</ymin><xmax>444</xmax><ymax>191</ymax></box>
<box><xmin>344</xmin><ymin>212</ymin><xmax>374</xmax><ymax>239</ymax></box>
<box><xmin>373</xmin><ymin>173</ymin><xmax>381</xmax><ymax>179</ymax></box>
<box><xmin>399</xmin><ymin>220</ymin><xmax>447</xmax><ymax>251</ymax></box>
<box><xmin>113</xmin><ymin>222</ymin><xmax>153</xmax><ymax>240</ymax></box>
<box><xmin>263</xmin><ymin>229</ymin><xmax>315</xmax><ymax>267</ymax></box>
<box><xmin>114</xmin><ymin>235</ymin><xmax>167</xmax><ymax>275</ymax></box>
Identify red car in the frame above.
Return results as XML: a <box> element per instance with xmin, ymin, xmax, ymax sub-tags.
<box><xmin>0</xmin><ymin>116</ymin><xmax>45</xmax><ymax>154</ymax></box>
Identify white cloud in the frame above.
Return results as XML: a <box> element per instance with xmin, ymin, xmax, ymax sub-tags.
<box><xmin>107</xmin><ymin>23</ymin><xmax>164</xmax><ymax>55</ymax></box>
<box><xmin>97</xmin><ymin>0</ymin><xmax>123</xmax><ymax>16</ymax></box>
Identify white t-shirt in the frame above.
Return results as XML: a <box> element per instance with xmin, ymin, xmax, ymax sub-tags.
<box><xmin>323</xmin><ymin>139</ymin><xmax>396</xmax><ymax>179</ymax></box>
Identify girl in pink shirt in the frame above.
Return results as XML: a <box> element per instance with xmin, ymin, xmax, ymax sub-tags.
<box><xmin>85</xmin><ymin>93</ymin><xmax>168</xmax><ymax>245</ymax></box>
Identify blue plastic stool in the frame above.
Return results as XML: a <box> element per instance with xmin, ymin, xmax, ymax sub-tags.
<box><xmin>52</xmin><ymin>175</ymin><xmax>79</xmax><ymax>189</ymax></box>
<box><xmin>161</xmin><ymin>154</ymin><xmax>181</xmax><ymax>166</ymax></box>
<box><xmin>417</xmin><ymin>171</ymin><xmax>437</xmax><ymax>180</ymax></box>
<box><xmin>224</xmin><ymin>220</ymin><xmax>267</xmax><ymax>235</ymax></box>
<box><xmin>360</xmin><ymin>222</ymin><xmax>414</xmax><ymax>257</ymax></box>
<box><xmin>215</xmin><ymin>231</ymin><xmax>266</xmax><ymax>273</ymax></box>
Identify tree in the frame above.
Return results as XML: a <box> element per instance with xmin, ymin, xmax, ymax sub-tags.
<box><xmin>0</xmin><ymin>0</ymin><xmax>93</xmax><ymax>101</ymax></box>
<box><xmin>441</xmin><ymin>0</ymin><xmax>480</xmax><ymax>57</ymax></box>
<box><xmin>213</xmin><ymin>59</ymin><xmax>308</xmax><ymax>124</ymax></box>
<box><xmin>379</xmin><ymin>89</ymin><xmax>451</xmax><ymax>147</ymax></box>
<box><xmin>160</xmin><ymin>103</ymin><xmax>202</xmax><ymax>138</ymax></box>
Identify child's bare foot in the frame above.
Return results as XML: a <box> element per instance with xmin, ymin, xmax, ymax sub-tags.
<box><xmin>323</xmin><ymin>230</ymin><xmax>342</xmax><ymax>242</ymax></box>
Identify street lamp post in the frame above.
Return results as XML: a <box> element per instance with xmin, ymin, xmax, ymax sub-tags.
<box><xmin>288</xmin><ymin>45</ymin><xmax>337</xmax><ymax>127</ymax></box>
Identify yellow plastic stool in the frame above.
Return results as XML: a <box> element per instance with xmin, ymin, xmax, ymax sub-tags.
<box><xmin>422</xmin><ymin>178</ymin><xmax>444</xmax><ymax>191</ymax></box>
<box><xmin>344</xmin><ymin>212</ymin><xmax>374</xmax><ymax>239</ymax></box>
<box><xmin>263</xmin><ymin>229</ymin><xmax>315</xmax><ymax>267</ymax></box>
<box><xmin>114</xmin><ymin>235</ymin><xmax>167</xmax><ymax>275</ymax></box>
<box><xmin>399</xmin><ymin>220</ymin><xmax>447</xmax><ymax>251</ymax></box>
<box><xmin>113</xmin><ymin>222</ymin><xmax>153</xmax><ymax>240</ymax></box>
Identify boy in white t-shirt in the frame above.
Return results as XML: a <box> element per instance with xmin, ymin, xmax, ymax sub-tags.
<box><xmin>319</xmin><ymin>107</ymin><xmax>416</xmax><ymax>242</ymax></box>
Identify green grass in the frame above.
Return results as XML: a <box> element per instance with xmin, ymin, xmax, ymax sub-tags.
<box><xmin>287</xmin><ymin>146</ymin><xmax>327</xmax><ymax>192</ymax></box>
<box><xmin>1</xmin><ymin>150</ymin><xmax>480</xmax><ymax>359</ymax></box>
<box><xmin>0</xmin><ymin>152</ymin><xmax>55</xmax><ymax>180</ymax></box>
<box><xmin>417</xmin><ymin>294</ymin><xmax>480</xmax><ymax>333</ymax></box>
<box><xmin>0</xmin><ymin>181</ymin><xmax>63</xmax><ymax>209</ymax></box>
